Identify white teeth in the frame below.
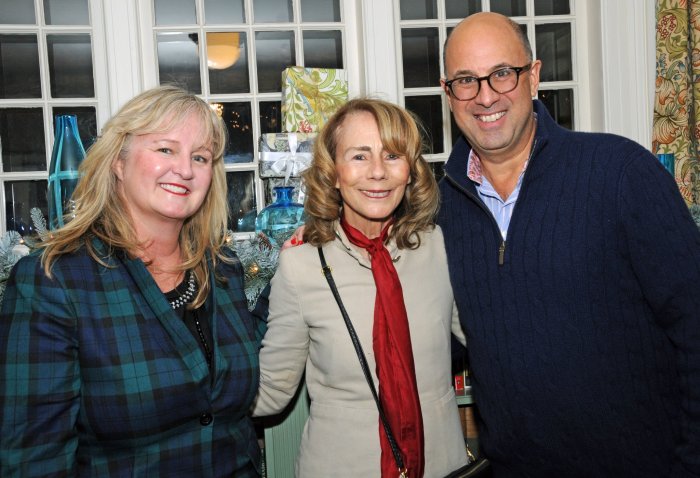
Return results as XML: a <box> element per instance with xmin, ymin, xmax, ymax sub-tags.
<box><xmin>363</xmin><ymin>190</ymin><xmax>390</xmax><ymax>198</ymax></box>
<box><xmin>478</xmin><ymin>111</ymin><xmax>506</xmax><ymax>123</ymax></box>
<box><xmin>161</xmin><ymin>184</ymin><xmax>188</xmax><ymax>194</ymax></box>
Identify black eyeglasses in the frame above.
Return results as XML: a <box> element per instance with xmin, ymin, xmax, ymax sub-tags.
<box><xmin>444</xmin><ymin>64</ymin><xmax>532</xmax><ymax>101</ymax></box>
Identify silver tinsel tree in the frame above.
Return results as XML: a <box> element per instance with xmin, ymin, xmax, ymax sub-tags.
<box><xmin>229</xmin><ymin>232</ymin><xmax>281</xmax><ymax>310</ymax></box>
<box><xmin>0</xmin><ymin>231</ymin><xmax>25</xmax><ymax>299</ymax></box>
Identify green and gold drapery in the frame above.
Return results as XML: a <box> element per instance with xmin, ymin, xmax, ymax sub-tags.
<box><xmin>653</xmin><ymin>0</ymin><xmax>700</xmax><ymax>205</ymax></box>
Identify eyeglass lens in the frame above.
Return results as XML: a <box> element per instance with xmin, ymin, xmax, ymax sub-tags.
<box><xmin>451</xmin><ymin>68</ymin><xmax>520</xmax><ymax>100</ymax></box>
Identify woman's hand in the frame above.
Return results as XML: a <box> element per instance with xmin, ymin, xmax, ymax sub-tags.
<box><xmin>281</xmin><ymin>226</ymin><xmax>306</xmax><ymax>251</ymax></box>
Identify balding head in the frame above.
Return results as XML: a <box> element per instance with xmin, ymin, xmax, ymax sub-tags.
<box><xmin>444</xmin><ymin>12</ymin><xmax>533</xmax><ymax>76</ymax></box>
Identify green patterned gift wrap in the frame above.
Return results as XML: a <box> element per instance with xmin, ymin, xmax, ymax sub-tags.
<box><xmin>281</xmin><ymin>67</ymin><xmax>348</xmax><ymax>133</ymax></box>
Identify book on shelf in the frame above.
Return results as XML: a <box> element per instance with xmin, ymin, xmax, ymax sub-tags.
<box><xmin>452</xmin><ymin>348</ymin><xmax>471</xmax><ymax>396</ymax></box>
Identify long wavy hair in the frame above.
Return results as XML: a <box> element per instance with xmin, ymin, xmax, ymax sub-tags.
<box><xmin>39</xmin><ymin>84</ymin><xmax>229</xmax><ymax>308</ymax></box>
<box><xmin>302</xmin><ymin>98</ymin><xmax>439</xmax><ymax>249</ymax></box>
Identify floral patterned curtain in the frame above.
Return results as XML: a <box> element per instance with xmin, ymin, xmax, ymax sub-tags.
<box><xmin>653</xmin><ymin>0</ymin><xmax>700</xmax><ymax>205</ymax></box>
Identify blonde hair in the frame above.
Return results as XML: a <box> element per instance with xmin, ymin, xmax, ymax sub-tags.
<box><xmin>40</xmin><ymin>84</ymin><xmax>229</xmax><ymax>308</ymax></box>
<box><xmin>302</xmin><ymin>98</ymin><xmax>439</xmax><ymax>249</ymax></box>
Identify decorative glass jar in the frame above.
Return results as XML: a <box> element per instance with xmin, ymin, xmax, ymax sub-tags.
<box><xmin>255</xmin><ymin>186</ymin><xmax>305</xmax><ymax>246</ymax></box>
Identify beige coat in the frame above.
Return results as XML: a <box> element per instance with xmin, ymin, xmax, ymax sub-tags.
<box><xmin>253</xmin><ymin>225</ymin><xmax>468</xmax><ymax>477</ymax></box>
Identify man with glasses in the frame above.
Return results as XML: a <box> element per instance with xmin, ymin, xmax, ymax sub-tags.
<box><xmin>438</xmin><ymin>11</ymin><xmax>700</xmax><ymax>478</ymax></box>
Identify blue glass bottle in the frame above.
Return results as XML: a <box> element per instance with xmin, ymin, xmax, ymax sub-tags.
<box><xmin>255</xmin><ymin>186</ymin><xmax>305</xmax><ymax>246</ymax></box>
<box><xmin>48</xmin><ymin>115</ymin><xmax>86</xmax><ymax>229</ymax></box>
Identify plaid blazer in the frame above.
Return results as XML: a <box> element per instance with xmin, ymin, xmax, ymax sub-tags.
<box><xmin>0</xmin><ymin>241</ymin><xmax>264</xmax><ymax>477</ymax></box>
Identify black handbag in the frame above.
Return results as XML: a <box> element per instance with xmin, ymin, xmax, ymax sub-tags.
<box><xmin>443</xmin><ymin>456</ymin><xmax>491</xmax><ymax>478</ymax></box>
<box><xmin>318</xmin><ymin>247</ymin><xmax>491</xmax><ymax>478</ymax></box>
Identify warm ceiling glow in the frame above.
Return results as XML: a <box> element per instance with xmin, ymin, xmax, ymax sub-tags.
<box><xmin>206</xmin><ymin>32</ymin><xmax>240</xmax><ymax>70</ymax></box>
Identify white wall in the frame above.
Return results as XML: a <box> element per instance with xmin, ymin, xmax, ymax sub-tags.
<box><xmin>598</xmin><ymin>0</ymin><xmax>656</xmax><ymax>149</ymax></box>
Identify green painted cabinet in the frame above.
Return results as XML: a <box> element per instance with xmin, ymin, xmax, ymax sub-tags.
<box><xmin>262</xmin><ymin>385</ymin><xmax>309</xmax><ymax>478</ymax></box>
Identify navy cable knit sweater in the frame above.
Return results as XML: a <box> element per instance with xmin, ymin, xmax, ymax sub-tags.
<box><xmin>438</xmin><ymin>100</ymin><xmax>700</xmax><ymax>477</ymax></box>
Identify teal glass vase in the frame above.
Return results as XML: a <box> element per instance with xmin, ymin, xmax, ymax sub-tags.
<box><xmin>48</xmin><ymin>115</ymin><xmax>86</xmax><ymax>229</ymax></box>
<box><xmin>255</xmin><ymin>186</ymin><xmax>305</xmax><ymax>246</ymax></box>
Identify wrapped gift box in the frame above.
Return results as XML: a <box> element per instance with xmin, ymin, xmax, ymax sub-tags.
<box><xmin>259</xmin><ymin>132</ymin><xmax>316</xmax><ymax>179</ymax></box>
<box><xmin>281</xmin><ymin>66</ymin><xmax>348</xmax><ymax>133</ymax></box>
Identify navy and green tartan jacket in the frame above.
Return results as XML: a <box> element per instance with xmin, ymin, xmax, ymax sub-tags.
<box><xmin>0</xmin><ymin>240</ymin><xmax>265</xmax><ymax>477</ymax></box>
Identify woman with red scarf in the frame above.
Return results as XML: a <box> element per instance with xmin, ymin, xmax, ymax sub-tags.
<box><xmin>253</xmin><ymin>98</ymin><xmax>468</xmax><ymax>477</ymax></box>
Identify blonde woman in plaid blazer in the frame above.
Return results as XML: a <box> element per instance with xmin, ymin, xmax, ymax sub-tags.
<box><xmin>0</xmin><ymin>86</ymin><xmax>265</xmax><ymax>477</ymax></box>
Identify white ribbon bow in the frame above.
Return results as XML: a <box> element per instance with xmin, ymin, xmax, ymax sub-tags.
<box><xmin>261</xmin><ymin>133</ymin><xmax>312</xmax><ymax>182</ymax></box>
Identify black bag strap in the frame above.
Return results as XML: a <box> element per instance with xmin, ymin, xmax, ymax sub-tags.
<box><xmin>318</xmin><ymin>246</ymin><xmax>407</xmax><ymax>477</ymax></box>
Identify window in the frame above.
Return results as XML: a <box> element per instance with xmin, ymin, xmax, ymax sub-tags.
<box><xmin>0</xmin><ymin>0</ymin><xmax>107</xmax><ymax>236</ymax></box>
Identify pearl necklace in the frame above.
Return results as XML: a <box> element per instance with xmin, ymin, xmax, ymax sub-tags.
<box><xmin>170</xmin><ymin>272</ymin><xmax>196</xmax><ymax>309</ymax></box>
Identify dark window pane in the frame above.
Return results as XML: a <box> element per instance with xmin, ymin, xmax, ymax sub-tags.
<box><xmin>260</xmin><ymin>101</ymin><xmax>281</xmax><ymax>134</ymax></box>
<box><xmin>445</xmin><ymin>0</ymin><xmax>481</xmax><ymax>19</ymax></box>
<box><xmin>429</xmin><ymin>161</ymin><xmax>445</xmax><ymax>182</ymax></box>
<box><xmin>5</xmin><ymin>180</ymin><xmax>48</xmax><ymax>236</ymax></box>
<box><xmin>157</xmin><ymin>32</ymin><xmax>201</xmax><ymax>93</ymax></box>
<box><xmin>208</xmin><ymin>32</ymin><xmax>249</xmax><ymax>94</ymax></box>
<box><xmin>0</xmin><ymin>0</ymin><xmax>35</xmax><ymax>24</ymax></box>
<box><xmin>303</xmin><ymin>30</ymin><xmax>343</xmax><ymax>69</ymax></box>
<box><xmin>227</xmin><ymin>171</ymin><xmax>256</xmax><ymax>232</ymax></box>
<box><xmin>535</xmin><ymin>23</ymin><xmax>572</xmax><ymax>82</ymax></box>
<box><xmin>47</xmin><ymin>34</ymin><xmax>94</xmax><ymax>98</ymax></box>
<box><xmin>404</xmin><ymin>95</ymin><xmax>444</xmax><ymax>154</ymax></box>
<box><xmin>0</xmin><ymin>108</ymin><xmax>46</xmax><ymax>172</ymax></box>
<box><xmin>538</xmin><ymin>89</ymin><xmax>573</xmax><ymax>130</ymax></box>
<box><xmin>255</xmin><ymin>31</ymin><xmax>295</xmax><ymax>93</ymax></box>
<box><xmin>0</xmin><ymin>34</ymin><xmax>41</xmax><ymax>99</ymax></box>
<box><xmin>490</xmin><ymin>0</ymin><xmax>526</xmax><ymax>17</ymax></box>
<box><xmin>217</xmin><ymin>101</ymin><xmax>254</xmax><ymax>163</ymax></box>
<box><xmin>253</xmin><ymin>0</ymin><xmax>293</xmax><ymax>23</ymax></box>
<box><xmin>300</xmin><ymin>0</ymin><xmax>340</xmax><ymax>22</ymax></box>
<box><xmin>44</xmin><ymin>0</ymin><xmax>89</xmax><ymax>25</ymax></box>
<box><xmin>400</xmin><ymin>0</ymin><xmax>437</xmax><ymax>20</ymax></box>
<box><xmin>401</xmin><ymin>28</ymin><xmax>440</xmax><ymax>88</ymax></box>
<box><xmin>52</xmin><ymin>106</ymin><xmax>97</xmax><ymax>150</ymax></box>
<box><xmin>534</xmin><ymin>0</ymin><xmax>570</xmax><ymax>15</ymax></box>
<box><xmin>204</xmin><ymin>0</ymin><xmax>245</xmax><ymax>24</ymax></box>
<box><xmin>154</xmin><ymin>0</ymin><xmax>196</xmax><ymax>25</ymax></box>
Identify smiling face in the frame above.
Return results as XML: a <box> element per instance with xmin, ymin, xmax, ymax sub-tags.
<box><xmin>113</xmin><ymin>112</ymin><xmax>214</xmax><ymax>238</ymax></box>
<box><xmin>443</xmin><ymin>13</ymin><xmax>541</xmax><ymax>163</ymax></box>
<box><xmin>334</xmin><ymin>111</ymin><xmax>411</xmax><ymax>239</ymax></box>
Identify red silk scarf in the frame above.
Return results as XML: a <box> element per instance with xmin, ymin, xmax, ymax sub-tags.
<box><xmin>341</xmin><ymin>218</ymin><xmax>425</xmax><ymax>478</ymax></box>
